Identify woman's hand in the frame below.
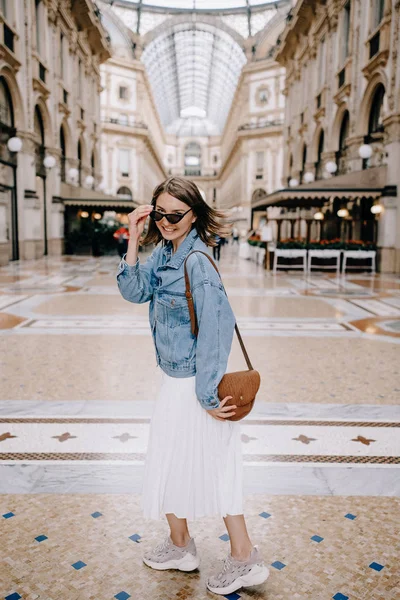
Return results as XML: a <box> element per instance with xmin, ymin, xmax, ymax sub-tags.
<box><xmin>208</xmin><ymin>396</ymin><xmax>236</xmax><ymax>421</ymax></box>
<box><xmin>127</xmin><ymin>204</ymin><xmax>153</xmax><ymax>241</ymax></box>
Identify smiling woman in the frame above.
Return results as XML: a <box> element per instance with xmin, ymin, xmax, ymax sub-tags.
<box><xmin>116</xmin><ymin>175</ymin><xmax>270</xmax><ymax>595</ymax></box>
<box><xmin>141</xmin><ymin>176</ymin><xmax>228</xmax><ymax>249</ymax></box>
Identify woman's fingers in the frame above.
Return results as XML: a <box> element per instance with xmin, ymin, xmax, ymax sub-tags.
<box><xmin>220</xmin><ymin>395</ymin><xmax>233</xmax><ymax>406</ymax></box>
<box><xmin>220</xmin><ymin>404</ymin><xmax>237</xmax><ymax>412</ymax></box>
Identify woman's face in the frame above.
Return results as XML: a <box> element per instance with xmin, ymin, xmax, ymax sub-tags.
<box><xmin>154</xmin><ymin>192</ymin><xmax>197</xmax><ymax>249</ymax></box>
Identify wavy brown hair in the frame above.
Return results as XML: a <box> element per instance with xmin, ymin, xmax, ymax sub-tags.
<box><xmin>141</xmin><ymin>176</ymin><xmax>230</xmax><ymax>247</ymax></box>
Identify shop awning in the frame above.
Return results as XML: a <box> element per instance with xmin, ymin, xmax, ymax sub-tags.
<box><xmin>57</xmin><ymin>182</ymin><xmax>139</xmax><ymax>209</ymax></box>
<box><xmin>252</xmin><ymin>185</ymin><xmax>393</xmax><ymax>211</ymax></box>
<box><xmin>62</xmin><ymin>198</ymin><xmax>137</xmax><ymax>209</ymax></box>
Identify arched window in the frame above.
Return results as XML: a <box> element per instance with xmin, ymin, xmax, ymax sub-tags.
<box><xmin>368</xmin><ymin>83</ymin><xmax>385</xmax><ymax>135</ymax></box>
<box><xmin>117</xmin><ymin>186</ymin><xmax>132</xmax><ymax>200</ymax></box>
<box><xmin>184</xmin><ymin>142</ymin><xmax>201</xmax><ymax>177</ymax></box>
<box><xmin>90</xmin><ymin>151</ymin><xmax>95</xmax><ymax>189</ymax></box>
<box><xmin>372</xmin><ymin>0</ymin><xmax>384</xmax><ymax>30</ymax></box>
<box><xmin>287</xmin><ymin>153</ymin><xmax>293</xmax><ymax>186</ymax></box>
<box><xmin>300</xmin><ymin>145</ymin><xmax>307</xmax><ymax>183</ymax></box>
<box><xmin>77</xmin><ymin>139</ymin><xmax>82</xmax><ymax>186</ymax></box>
<box><xmin>34</xmin><ymin>105</ymin><xmax>45</xmax><ymax>176</ymax></box>
<box><xmin>35</xmin><ymin>0</ymin><xmax>42</xmax><ymax>56</ymax></box>
<box><xmin>337</xmin><ymin>111</ymin><xmax>350</xmax><ymax>174</ymax></box>
<box><xmin>60</xmin><ymin>126</ymin><xmax>66</xmax><ymax>182</ymax></box>
<box><xmin>0</xmin><ymin>76</ymin><xmax>14</xmax><ymax>128</ymax></box>
<box><xmin>315</xmin><ymin>130</ymin><xmax>324</xmax><ymax>180</ymax></box>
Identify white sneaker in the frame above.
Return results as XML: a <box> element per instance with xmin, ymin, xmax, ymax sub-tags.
<box><xmin>207</xmin><ymin>545</ymin><xmax>269</xmax><ymax>595</ymax></box>
<box><xmin>142</xmin><ymin>535</ymin><xmax>200</xmax><ymax>572</ymax></box>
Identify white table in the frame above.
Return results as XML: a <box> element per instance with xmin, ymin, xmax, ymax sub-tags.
<box><xmin>273</xmin><ymin>249</ymin><xmax>307</xmax><ymax>273</ymax></box>
<box><xmin>342</xmin><ymin>250</ymin><xmax>376</xmax><ymax>273</ymax></box>
<box><xmin>308</xmin><ymin>250</ymin><xmax>341</xmax><ymax>275</ymax></box>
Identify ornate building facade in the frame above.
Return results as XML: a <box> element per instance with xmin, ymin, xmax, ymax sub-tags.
<box><xmin>0</xmin><ymin>0</ymin><xmax>112</xmax><ymax>265</ymax></box>
<box><xmin>98</xmin><ymin>0</ymin><xmax>289</xmax><ymax>229</ymax></box>
<box><xmin>1</xmin><ymin>0</ymin><xmax>291</xmax><ymax>264</ymax></box>
<box><xmin>267</xmin><ymin>0</ymin><xmax>400</xmax><ymax>273</ymax></box>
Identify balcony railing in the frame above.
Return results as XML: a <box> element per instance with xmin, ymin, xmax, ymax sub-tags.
<box><xmin>238</xmin><ymin>118</ymin><xmax>283</xmax><ymax>131</ymax></box>
<box><xmin>369</xmin><ymin>31</ymin><xmax>380</xmax><ymax>59</ymax></box>
<box><xmin>184</xmin><ymin>168</ymin><xmax>201</xmax><ymax>177</ymax></box>
<box><xmin>102</xmin><ymin>117</ymin><xmax>148</xmax><ymax>130</ymax></box>
<box><xmin>3</xmin><ymin>23</ymin><xmax>14</xmax><ymax>53</ymax></box>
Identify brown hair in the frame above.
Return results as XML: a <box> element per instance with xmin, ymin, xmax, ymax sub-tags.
<box><xmin>141</xmin><ymin>176</ymin><xmax>230</xmax><ymax>247</ymax></box>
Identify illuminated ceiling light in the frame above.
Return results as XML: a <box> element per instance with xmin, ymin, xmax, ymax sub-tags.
<box><xmin>337</xmin><ymin>208</ymin><xmax>349</xmax><ymax>217</ymax></box>
<box><xmin>80</xmin><ymin>211</ymin><xmax>89</xmax><ymax>218</ymax></box>
<box><xmin>371</xmin><ymin>203</ymin><xmax>383</xmax><ymax>214</ymax></box>
<box><xmin>314</xmin><ymin>211</ymin><xmax>324</xmax><ymax>220</ymax></box>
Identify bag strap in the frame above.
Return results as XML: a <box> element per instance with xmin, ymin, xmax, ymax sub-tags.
<box><xmin>183</xmin><ymin>250</ymin><xmax>254</xmax><ymax>371</ymax></box>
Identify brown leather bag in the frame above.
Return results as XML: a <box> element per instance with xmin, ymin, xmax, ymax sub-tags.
<box><xmin>183</xmin><ymin>250</ymin><xmax>260</xmax><ymax>421</ymax></box>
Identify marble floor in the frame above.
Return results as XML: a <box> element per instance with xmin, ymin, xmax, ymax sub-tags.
<box><xmin>0</xmin><ymin>246</ymin><xmax>399</xmax><ymax>600</ymax></box>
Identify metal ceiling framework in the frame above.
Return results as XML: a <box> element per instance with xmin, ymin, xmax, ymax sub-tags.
<box><xmin>141</xmin><ymin>21</ymin><xmax>247</xmax><ymax>135</ymax></box>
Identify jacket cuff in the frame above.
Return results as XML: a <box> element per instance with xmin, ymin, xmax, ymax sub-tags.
<box><xmin>199</xmin><ymin>396</ymin><xmax>220</xmax><ymax>410</ymax></box>
<box><xmin>117</xmin><ymin>254</ymin><xmax>139</xmax><ymax>275</ymax></box>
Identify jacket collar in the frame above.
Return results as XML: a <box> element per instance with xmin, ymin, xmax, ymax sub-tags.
<box><xmin>160</xmin><ymin>227</ymin><xmax>200</xmax><ymax>270</ymax></box>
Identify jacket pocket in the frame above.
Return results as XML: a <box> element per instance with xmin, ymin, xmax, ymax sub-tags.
<box><xmin>155</xmin><ymin>320</ymin><xmax>196</xmax><ymax>365</ymax></box>
<box><xmin>155</xmin><ymin>294</ymin><xmax>191</xmax><ymax>328</ymax></box>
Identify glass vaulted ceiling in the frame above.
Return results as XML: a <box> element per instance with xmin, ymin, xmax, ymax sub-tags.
<box><xmin>121</xmin><ymin>1</ymin><xmax>276</xmax><ymax>9</ymax></box>
<box><xmin>141</xmin><ymin>22</ymin><xmax>247</xmax><ymax>136</ymax></box>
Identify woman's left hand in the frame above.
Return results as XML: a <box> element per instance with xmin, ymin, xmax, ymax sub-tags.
<box><xmin>207</xmin><ymin>396</ymin><xmax>236</xmax><ymax>421</ymax></box>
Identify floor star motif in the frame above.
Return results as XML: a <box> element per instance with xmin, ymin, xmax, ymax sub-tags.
<box><xmin>293</xmin><ymin>434</ymin><xmax>317</xmax><ymax>444</ymax></box>
<box><xmin>0</xmin><ymin>432</ymin><xmax>17</xmax><ymax>442</ymax></box>
<box><xmin>351</xmin><ymin>435</ymin><xmax>376</xmax><ymax>446</ymax></box>
<box><xmin>52</xmin><ymin>432</ymin><xmax>78</xmax><ymax>442</ymax></box>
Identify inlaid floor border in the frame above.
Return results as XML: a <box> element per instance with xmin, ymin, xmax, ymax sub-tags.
<box><xmin>1</xmin><ymin>417</ymin><xmax>399</xmax><ymax>427</ymax></box>
<box><xmin>1</xmin><ymin>452</ymin><xmax>399</xmax><ymax>464</ymax></box>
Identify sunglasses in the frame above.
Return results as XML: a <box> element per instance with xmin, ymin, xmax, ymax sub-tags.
<box><xmin>150</xmin><ymin>207</ymin><xmax>192</xmax><ymax>225</ymax></box>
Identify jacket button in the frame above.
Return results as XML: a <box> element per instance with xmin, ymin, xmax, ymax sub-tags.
<box><xmin>171</xmin><ymin>299</ymin><xmax>176</xmax><ymax>306</ymax></box>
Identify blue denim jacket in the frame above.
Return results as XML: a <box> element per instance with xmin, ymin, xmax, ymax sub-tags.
<box><xmin>116</xmin><ymin>227</ymin><xmax>236</xmax><ymax>410</ymax></box>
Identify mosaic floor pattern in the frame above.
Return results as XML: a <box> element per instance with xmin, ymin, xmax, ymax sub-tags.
<box><xmin>1</xmin><ymin>248</ymin><xmax>399</xmax><ymax>599</ymax></box>
<box><xmin>1</xmin><ymin>495</ymin><xmax>399</xmax><ymax>600</ymax></box>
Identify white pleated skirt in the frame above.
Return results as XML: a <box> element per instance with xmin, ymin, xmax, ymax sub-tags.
<box><xmin>140</xmin><ymin>371</ymin><xmax>243</xmax><ymax>521</ymax></box>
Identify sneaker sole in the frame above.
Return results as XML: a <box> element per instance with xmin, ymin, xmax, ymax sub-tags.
<box><xmin>207</xmin><ymin>564</ymin><xmax>270</xmax><ymax>595</ymax></box>
<box><xmin>142</xmin><ymin>553</ymin><xmax>200</xmax><ymax>572</ymax></box>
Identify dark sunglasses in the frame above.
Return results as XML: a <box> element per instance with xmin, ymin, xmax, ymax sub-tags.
<box><xmin>150</xmin><ymin>207</ymin><xmax>192</xmax><ymax>225</ymax></box>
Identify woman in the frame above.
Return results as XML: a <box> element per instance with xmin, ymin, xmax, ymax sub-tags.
<box><xmin>116</xmin><ymin>177</ymin><xmax>269</xmax><ymax>596</ymax></box>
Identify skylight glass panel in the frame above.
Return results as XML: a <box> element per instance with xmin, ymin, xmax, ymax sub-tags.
<box><xmin>141</xmin><ymin>1</ymin><xmax>247</xmax><ymax>8</ymax></box>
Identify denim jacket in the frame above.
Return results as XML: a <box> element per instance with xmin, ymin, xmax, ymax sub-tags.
<box><xmin>116</xmin><ymin>227</ymin><xmax>236</xmax><ymax>410</ymax></box>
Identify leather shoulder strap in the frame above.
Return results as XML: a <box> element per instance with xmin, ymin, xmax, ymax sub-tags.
<box><xmin>183</xmin><ymin>250</ymin><xmax>253</xmax><ymax>371</ymax></box>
